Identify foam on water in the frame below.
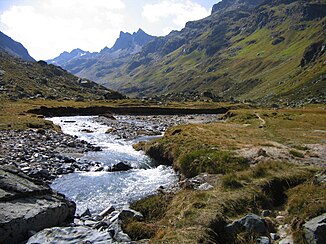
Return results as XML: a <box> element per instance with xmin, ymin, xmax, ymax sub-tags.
<box><xmin>49</xmin><ymin>116</ymin><xmax>178</xmax><ymax>214</ymax></box>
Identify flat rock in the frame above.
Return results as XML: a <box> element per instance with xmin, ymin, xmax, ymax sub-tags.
<box><xmin>0</xmin><ymin>165</ymin><xmax>75</xmax><ymax>244</ymax></box>
<box><xmin>27</xmin><ymin>226</ymin><xmax>113</xmax><ymax>244</ymax></box>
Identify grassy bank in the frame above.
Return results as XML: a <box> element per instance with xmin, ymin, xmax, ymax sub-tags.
<box><xmin>129</xmin><ymin>106</ymin><xmax>326</xmax><ymax>243</ymax></box>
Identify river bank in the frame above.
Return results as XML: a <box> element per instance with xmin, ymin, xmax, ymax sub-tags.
<box><xmin>1</xmin><ymin>103</ymin><xmax>325</xmax><ymax>243</ymax></box>
<box><xmin>0</xmin><ymin>113</ymin><xmax>220</xmax><ymax>243</ymax></box>
<box><xmin>126</xmin><ymin>107</ymin><xmax>326</xmax><ymax>243</ymax></box>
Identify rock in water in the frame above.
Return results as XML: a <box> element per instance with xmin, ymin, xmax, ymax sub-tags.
<box><xmin>0</xmin><ymin>165</ymin><xmax>75</xmax><ymax>244</ymax></box>
<box><xmin>110</xmin><ymin>162</ymin><xmax>133</xmax><ymax>172</ymax></box>
<box><xmin>303</xmin><ymin>213</ymin><xmax>326</xmax><ymax>244</ymax></box>
<box><xmin>26</xmin><ymin>226</ymin><xmax>113</xmax><ymax>244</ymax></box>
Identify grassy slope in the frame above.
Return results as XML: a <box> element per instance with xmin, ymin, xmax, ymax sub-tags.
<box><xmin>0</xmin><ymin>52</ymin><xmax>121</xmax><ymax>100</ymax></box>
<box><xmin>104</xmin><ymin>2</ymin><xmax>326</xmax><ymax>103</ymax></box>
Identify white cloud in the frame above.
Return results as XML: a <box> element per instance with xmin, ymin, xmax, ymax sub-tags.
<box><xmin>0</xmin><ymin>0</ymin><xmax>126</xmax><ymax>60</ymax></box>
<box><xmin>142</xmin><ymin>0</ymin><xmax>210</xmax><ymax>30</ymax></box>
<box><xmin>0</xmin><ymin>0</ymin><xmax>212</xmax><ymax>60</ymax></box>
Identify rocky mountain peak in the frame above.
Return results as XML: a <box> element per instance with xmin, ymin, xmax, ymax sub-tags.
<box><xmin>111</xmin><ymin>29</ymin><xmax>154</xmax><ymax>51</ymax></box>
<box><xmin>211</xmin><ymin>0</ymin><xmax>264</xmax><ymax>13</ymax></box>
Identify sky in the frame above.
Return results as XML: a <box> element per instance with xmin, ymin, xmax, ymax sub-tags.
<box><xmin>0</xmin><ymin>0</ymin><xmax>219</xmax><ymax>60</ymax></box>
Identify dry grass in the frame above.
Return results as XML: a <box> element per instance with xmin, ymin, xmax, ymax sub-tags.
<box><xmin>0</xmin><ymin>99</ymin><xmax>239</xmax><ymax>130</ymax></box>
<box><xmin>140</xmin><ymin>107</ymin><xmax>326</xmax><ymax>242</ymax></box>
<box><xmin>147</xmin><ymin>162</ymin><xmax>316</xmax><ymax>243</ymax></box>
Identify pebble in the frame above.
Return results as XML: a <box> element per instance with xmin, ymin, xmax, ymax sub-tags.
<box><xmin>0</xmin><ymin>129</ymin><xmax>102</xmax><ymax>182</ymax></box>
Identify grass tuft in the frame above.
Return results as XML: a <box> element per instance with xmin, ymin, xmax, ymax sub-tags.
<box><xmin>179</xmin><ymin>149</ymin><xmax>249</xmax><ymax>178</ymax></box>
<box><xmin>289</xmin><ymin>149</ymin><xmax>305</xmax><ymax>158</ymax></box>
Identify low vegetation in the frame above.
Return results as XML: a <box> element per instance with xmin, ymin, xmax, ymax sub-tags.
<box><xmin>0</xmin><ymin>99</ymin><xmax>238</xmax><ymax>130</ymax></box>
<box><xmin>132</xmin><ymin>106</ymin><xmax>326</xmax><ymax>243</ymax></box>
<box><xmin>1</xmin><ymin>97</ymin><xmax>325</xmax><ymax>243</ymax></box>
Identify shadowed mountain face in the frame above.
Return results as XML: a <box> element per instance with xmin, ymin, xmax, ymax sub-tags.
<box><xmin>0</xmin><ymin>31</ymin><xmax>35</xmax><ymax>62</ymax></box>
<box><xmin>50</xmin><ymin>0</ymin><xmax>326</xmax><ymax>104</ymax></box>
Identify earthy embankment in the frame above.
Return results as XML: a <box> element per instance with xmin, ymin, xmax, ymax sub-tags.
<box><xmin>27</xmin><ymin>105</ymin><xmax>229</xmax><ymax>116</ymax></box>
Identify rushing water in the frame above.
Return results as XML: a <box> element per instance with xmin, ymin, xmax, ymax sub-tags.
<box><xmin>49</xmin><ymin>116</ymin><xmax>178</xmax><ymax>214</ymax></box>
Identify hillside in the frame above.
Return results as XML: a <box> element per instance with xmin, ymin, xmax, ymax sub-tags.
<box><xmin>47</xmin><ymin>29</ymin><xmax>155</xmax><ymax>83</ymax></box>
<box><xmin>0</xmin><ymin>51</ymin><xmax>124</xmax><ymax>100</ymax></box>
<box><xmin>76</xmin><ymin>0</ymin><xmax>325</xmax><ymax>105</ymax></box>
<box><xmin>0</xmin><ymin>31</ymin><xmax>35</xmax><ymax>62</ymax></box>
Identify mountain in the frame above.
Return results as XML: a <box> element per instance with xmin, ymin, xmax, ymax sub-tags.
<box><xmin>47</xmin><ymin>28</ymin><xmax>155</xmax><ymax>82</ymax></box>
<box><xmin>0</xmin><ymin>51</ymin><xmax>124</xmax><ymax>100</ymax></box>
<box><xmin>0</xmin><ymin>31</ymin><xmax>35</xmax><ymax>62</ymax></box>
<box><xmin>79</xmin><ymin>0</ymin><xmax>325</xmax><ymax>105</ymax></box>
<box><xmin>47</xmin><ymin>48</ymin><xmax>92</xmax><ymax>68</ymax></box>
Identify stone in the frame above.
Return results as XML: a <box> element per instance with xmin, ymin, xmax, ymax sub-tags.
<box><xmin>261</xmin><ymin>210</ymin><xmax>271</xmax><ymax>217</ymax></box>
<box><xmin>80</xmin><ymin>208</ymin><xmax>92</xmax><ymax>218</ymax></box>
<box><xmin>119</xmin><ymin>208</ymin><xmax>143</xmax><ymax>221</ymax></box>
<box><xmin>276</xmin><ymin>215</ymin><xmax>285</xmax><ymax>222</ymax></box>
<box><xmin>0</xmin><ymin>165</ymin><xmax>76</xmax><ymax>244</ymax></box>
<box><xmin>303</xmin><ymin>213</ymin><xmax>326</xmax><ymax>244</ymax></box>
<box><xmin>196</xmin><ymin>182</ymin><xmax>214</xmax><ymax>191</ymax></box>
<box><xmin>226</xmin><ymin>213</ymin><xmax>268</xmax><ymax>235</ymax></box>
<box><xmin>256</xmin><ymin>236</ymin><xmax>270</xmax><ymax>244</ymax></box>
<box><xmin>26</xmin><ymin>226</ymin><xmax>113</xmax><ymax>244</ymax></box>
<box><xmin>270</xmin><ymin>233</ymin><xmax>279</xmax><ymax>240</ymax></box>
<box><xmin>111</xmin><ymin>162</ymin><xmax>133</xmax><ymax>172</ymax></box>
<box><xmin>99</xmin><ymin>205</ymin><xmax>115</xmax><ymax>217</ymax></box>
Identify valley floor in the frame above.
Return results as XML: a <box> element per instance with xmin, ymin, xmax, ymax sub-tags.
<box><xmin>0</xmin><ymin>99</ymin><xmax>325</xmax><ymax>243</ymax></box>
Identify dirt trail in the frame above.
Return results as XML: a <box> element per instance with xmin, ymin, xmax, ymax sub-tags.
<box><xmin>255</xmin><ymin>113</ymin><xmax>266</xmax><ymax>128</ymax></box>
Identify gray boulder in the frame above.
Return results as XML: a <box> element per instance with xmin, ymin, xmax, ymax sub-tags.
<box><xmin>226</xmin><ymin>213</ymin><xmax>269</xmax><ymax>235</ymax></box>
<box><xmin>27</xmin><ymin>226</ymin><xmax>113</xmax><ymax>244</ymax></box>
<box><xmin>0</xmin><ymin>165</ymin><xmax>75</xmax><ymax>244</ymax></box>
<box><xmin>304</xmin><ymin>213</ymin><xmax>326</xmax><ymax>244</ymax></box>
<box><xmin>119</xmin><ymin>208</ymin><xmax>143</xmax><ymax>221</ymax></box>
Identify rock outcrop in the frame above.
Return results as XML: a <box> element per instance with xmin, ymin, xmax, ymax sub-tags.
<box><xmin>0</xmin><ymin>165</ymin><xmax>76</xmax><ymax>244</ymax></box>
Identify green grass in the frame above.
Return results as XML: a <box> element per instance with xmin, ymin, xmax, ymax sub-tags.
<box><xmin>179</xmin><ymin>149</ymin><xmax>249</xmax><ymax>178</ymax></box>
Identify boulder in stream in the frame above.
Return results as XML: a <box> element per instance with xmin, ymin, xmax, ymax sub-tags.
<box><xmin>110</xmin><ymin>162</ymin><xmax>133</xmax><ymax>172</ymax></box>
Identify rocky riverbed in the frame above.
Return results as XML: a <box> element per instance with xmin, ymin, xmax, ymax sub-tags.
<box><xmin>95</xmin><ymin>114</ymin><xmax>221</xmax><ymax>140</ymax></box>
<box><xmin>0</xmin><ymin>129</ymin><xmax>102</xmax><ymax>183</ymax></box>
<box><xmin>0</xmin><ymin>113</ymin><xmax>223</xmax><ymax>243</ymax></box>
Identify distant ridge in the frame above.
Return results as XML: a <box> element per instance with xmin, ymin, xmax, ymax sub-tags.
<box><xmin>0</xmin><ymin>31</ymin><xmax>35</xmax><ymax>62</ymax></box>
<box><xmin>47</xmin><ymin>28</ymin><xmax>155</xmax><ymax>80</ymax></box>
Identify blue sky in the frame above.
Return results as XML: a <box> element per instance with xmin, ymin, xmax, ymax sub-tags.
<box><xmin>0</xmin><ymin>0</ymin><xmax>220</xmax><ymax>60</ymax></box>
